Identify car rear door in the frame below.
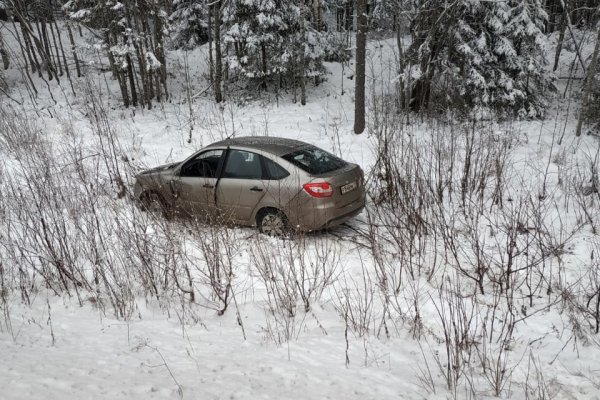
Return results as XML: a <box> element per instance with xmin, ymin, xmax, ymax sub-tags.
<box><xmin>216</xmin><ymin>149</ymin><xmax>268</xmax><ymax>223</ymax></box>
<box><xmin>171</xmin><ymin>149</ymin><xmax>224</xmax><ymax>220</ymax></box>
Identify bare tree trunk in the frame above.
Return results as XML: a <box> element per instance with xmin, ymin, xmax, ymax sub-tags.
<box><xmin>12</xmin><ymin>19</ymin><xmax>31</xmax><ymax>73</ymax></box>
<box><xmin>261</xmin><ymin>44</ymin><xmax>268</xmax><ymax>91</ymax></box>
<box><xmin>154</xmin><ymin>72</ymin><xmax>161</xmax><ymax>102</ymax></box>
<box><xmin>291</xmin><ymin>53</ymin><xmax>297</xmax><ymax>103</ymax></box>
<box><xmin>26</xmin><ymin>31</ymin><xmax>43</xmax><ymax>76</ymax></box>
<box><xmin>354</xmin><ymin>0</ymin><xmax>367</xmax><ymax>134</ymax></box>
<box><xmin>21</xmin><ymin>23</ymin><xmax>41</xmax><ymax>76</ymax></box>
<box><xmin>575</xmin><ymin>21</ymin><xmax>600</xmax><ymax>137</ymax></box>
<box><xmin>126</xmin><ymin>54</ymin><xmax>138</xmax><ymax>107</ymax></box>
<box><xmin>345</xmin><ymin>2</ymin><xmax>354</xmax><ymax>31</ymax></box>
<box><xmin>107</xmin><ymin>32</ymin><xmax>127</xmax><ymax>105</ymax></box>
<box><xmin>312</xmin><ymin>0</ymin><xmax>323</xmax><ymax>31</ymax></box>
<box><xmin>67</xmin><ymin>23</ymin><xmax>82</xmax><ymax>77</ymax></box>
<box><xmin>53</xmin><ymin>19</ymin><xmax>75</xmax><ymax>95</ymax></box>
<box><xmin>142</xmin><ymin>15</ymin><xmax>155</xmax><ymax>106</ymax></box>
<box><xmin>105</xmin><ymin>32</ymin><xmax>119</xmax><ymax>79</ymax></box>
<box><xmin>48</xmin><ymin>19</ymin><xmax>63</xmax><ymax>76</ymax></box>
<box><xmin>558</xmin><ymin>0</ymin><xmax>588</xmax><ymax>73</ymax></box>
<box><xmin>145</xmin><ymin>15</ymin><xmax>157</xmax><ymax>103</ymax></box>
<box><xmin>14</xmin><ymin>8</ymin><xmax>57</xmax><ymax>81</ymax></box>
<box><xmin>395</xmin><ymin>5</ymin><xmax>406</xmax><ymax>109</ymax></box>
<box><xmin>118</xmin><ymin>71</ymin><xmax>130</xmax><ymax>108</ymax></box>
<box><xmin>553</xmin><ymin>10</ymin><xmax>567</xmax><ymax>72</ymax></box>
<box><xmin>224</xmin><ymin>42</ymin><xmax>230</xmax><ymax>97</ymax></box>
<box><xmin>131</xmin><ymin>5</ymin><xmax>151</xmax><ymax>108</ymax></box>
<box><xmin>208</xmin><ymin>1</ymin><xmax>214</xmax><ymax>86</ymax></box>
<box><xmin>37</xmin><ymin>20</ymin><xmax>56</xmax><ymax>81</ymax></box>
<box><xmin>153</xmin><ymin>6</ymin><xmax>168</xmax><ymax>99</ymax></box>
<box><xmin>300</xmin><ymin>3</ymin><xmax>307</xmax><ymax>106</ymax></box>
<box><xmin>53</xmin><ymin>19</ymin><xmax>70</xmax><ymax>79</ymax></box>
<box><xmin>8</xmin><ymin>16</ymin><xmax>38</xmax><ymax>97</ymax></box>
<box><xmin>0</xmin><ymin>33</ymin><xmax>8</xmax><ymax>70</ymax></box>
<box><xmin>214</xmin><ymin>0</ymin><xmax>223</xmax><ymax>103</ymax></box>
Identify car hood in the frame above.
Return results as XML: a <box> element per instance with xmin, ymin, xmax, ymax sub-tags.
<box><xmin>136</xmin><ymin>162</ymin><xmax>180</xmax><ymax>185</ymax></box>
<box><xmin>139</xmin><ymin>162</ymin><xmax>179</xmax><ymax>176</ymax></box>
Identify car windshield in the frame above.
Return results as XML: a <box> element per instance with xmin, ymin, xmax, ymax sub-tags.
<box><xmin>282</xmin><ymin>146</ymin><xmax>347</xmax><ymax>175</ymax></box>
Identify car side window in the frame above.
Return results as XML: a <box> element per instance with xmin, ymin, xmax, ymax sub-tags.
<box><xmin>180</xmin><ymin>149</ymin><xmax>223</xmax><ymax>178</ymax></box>
<box><xmin>222</xmin><ymin>150</ymin><xmax>263</xmax><ymax>179</ymax></box>
<box><xmin>262</xmin><ymin>156</ymin><xmax>290</xmax><ymax>180</ymax></box>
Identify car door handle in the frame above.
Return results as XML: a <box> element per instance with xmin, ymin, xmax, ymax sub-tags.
<box><xmin>250</xmin><ymin>186</ymin><xmax>263</xmax><ymax>192</ymax></box>
<box><xmin>203</xmin><ymin>183</ymin><xmax>215</xmax><ymax>189</ymax></box>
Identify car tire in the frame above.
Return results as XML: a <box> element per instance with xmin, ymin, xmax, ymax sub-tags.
<box><xmin>142</xmin><ymin>191</ymin><xmax>168</xmax><ymax>218</ymax></box>
<box><xmin>258</xmin><ymin>209</ymin><xmax>288</xmax><ymax>236</ymax></box>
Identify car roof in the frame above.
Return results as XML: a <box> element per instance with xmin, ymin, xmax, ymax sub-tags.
<box><xmin>206</xmin><ymin>136</ymin><xmax>309</xmax><ymax>156</ymax></box>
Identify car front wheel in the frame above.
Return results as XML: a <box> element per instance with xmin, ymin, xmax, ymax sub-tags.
<box><xmin>142</xmin><ymin>191</ymin><xmax>168</xmax><ymax>218</ymax></box>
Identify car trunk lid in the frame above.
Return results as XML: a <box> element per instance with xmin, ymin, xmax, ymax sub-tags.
<box><xmin>313</xmin><ymin>163</ymin><xmax>363</xmax><ymax>208</ymax></box>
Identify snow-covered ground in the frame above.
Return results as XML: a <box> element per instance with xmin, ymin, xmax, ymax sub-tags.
<box><xmin>2</xmin><ymin>24</ymin><xmax>600</xmax><ymax>400</ymax></box>
<box><xmin>1</xmin><ymin>297</ymin><xmax>432</xmax><ymax>400</ymax></box>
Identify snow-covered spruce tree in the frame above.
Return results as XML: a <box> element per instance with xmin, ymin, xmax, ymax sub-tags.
<box><xmin>170</xmin><ymin>0</ymin><xmax>209</xmax><ymax>49</ymax></box>
<box><xmin>370</xmin><ymin>0</ymin><xmax>402</xmax><ymax>34</ymax></box>
<box><xmin>408</xmin><ymin>0</ymin><xmax>554</xmax><ymax>118</ymax></box>
<box><xmin>223</xmin><ymin>0</ymin><xmax>327</xmax><ymax>101</ymax></box>
<box><xmin>64</xmin><ymin>0</ymin><xmax>169</xmax><ymax>108</ymax></box>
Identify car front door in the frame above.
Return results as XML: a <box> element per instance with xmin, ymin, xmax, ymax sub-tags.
<box><xmin>171</xmin><ymin>149</ymin><xmax>224</xmax><ymax>220</ymax></box>
<box><xmin>216</xmin><ymin>149</ymin><xmax>268</xmax><ymax>223</ymax></box>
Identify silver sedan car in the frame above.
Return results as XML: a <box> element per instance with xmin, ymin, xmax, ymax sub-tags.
<box><xmin>133</xmin><ymin>137</ymin><xmax>365</xmax><ymax>234</ymax></box>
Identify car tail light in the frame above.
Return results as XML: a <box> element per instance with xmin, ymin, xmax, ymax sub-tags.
<box><xmin>303</xmin><ymin>182</ymin><xmax>333</xmax><ymax>198</ymax></box>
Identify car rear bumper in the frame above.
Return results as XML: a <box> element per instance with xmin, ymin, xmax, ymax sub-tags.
<box><xmin>291</xmin><ymin>193</ymin><xmax>366</xmax><ymax>231</ymax></box>
<box><xmin>319</xmin><ymin>203</ymin><xmax>364</xmax><ymax>230</ymax></box>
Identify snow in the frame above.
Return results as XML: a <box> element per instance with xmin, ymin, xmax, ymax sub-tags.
<box><xmin>145</xmin><ymin>52</ymin><xmax>162</xmax><ymax>71</ymax></box>
<box><xmin>70</xmin><ymin>9</ymin><xmax>91</xmax><ymax>20</ymax></box>
<box><xmin>1</xmin><ymin>18</ymin><xmax>600</xmax><ymax>400</ymax></box>
<box><xmin>0</xmin><ymin>298</ymin><xmax>428</xmax><ymax>400</ymax></box>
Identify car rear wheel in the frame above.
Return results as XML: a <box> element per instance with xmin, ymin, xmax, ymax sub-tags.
<box><xmin>258</xmin><ymin>209</ymin><xmax>288</xmax><ymax>236</ymax></box>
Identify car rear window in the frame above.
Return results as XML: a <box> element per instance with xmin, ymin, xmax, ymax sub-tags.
<box><xmin>282</xmin><ymin>146</ymin><xmax>347</xmax><ymax>175</ymax></box>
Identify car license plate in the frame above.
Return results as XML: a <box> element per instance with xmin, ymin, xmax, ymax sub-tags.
<box><xmin>341</xmin><ymin>181</ymin><xmax>357</xmax><ymax>194</ymax></box>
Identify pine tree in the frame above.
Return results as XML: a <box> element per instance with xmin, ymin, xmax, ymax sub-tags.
<box><xmin>167</xmin><ymin>0</ymin><xmax>337</xmax><ymax>101</ymax></box>
<box><xmin>408</xmin><ymin>0</ymin><xmax>554</xmax><ymax>118</ymax></box>
<box><xmin>222</xmin><ymin>0</ymin><xmax>327</xmax><ymax>99</ymax></box>
<box><xmin>170</xmin><ymin>0</ymin><xmax>209</xmax><ymax>49</ymax></box>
